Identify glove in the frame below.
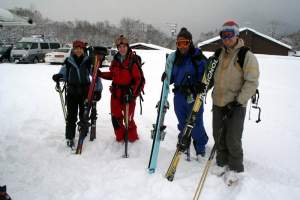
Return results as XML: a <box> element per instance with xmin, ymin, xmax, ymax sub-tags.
<box><xmin>52</xmin><ymin>73</ymin><xmax>63</xmax><ymax>82</ymax></box>
<box><xmin>93</xmin><ymin>91</ymin><xmax>101</xmax><ymax>101</ymax></box>
<box><xmin>222</xmin><ymin>101</ymin><xmax>242</xmax><ymax>118</ymax></box>
<box><xmin>195</xmin><ymin>81</ymin><xmax>206</xmax><ymax>94</ymax></box>
<box><xmin>161</xmin><ymin>72</ymin><xmax>167</xmax><ymax>82</ymax></box>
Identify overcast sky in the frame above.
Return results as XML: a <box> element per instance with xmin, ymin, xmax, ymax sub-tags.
<box><xmin>1</xmin><ymin>0</ymin><xmax>300</xmax><ymax>38</ymax></box>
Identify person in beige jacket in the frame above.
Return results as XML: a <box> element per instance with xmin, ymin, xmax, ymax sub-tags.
<box><xmin>210</xmin><ymin>21</ymin><xmax>259</xmax><ymax>185</ymax></box>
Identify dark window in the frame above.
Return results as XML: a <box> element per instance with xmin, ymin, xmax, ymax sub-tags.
<box><xmin>50</xmin><ymin>43</ymin><xmax>60</xmax><ymax>49</ymax></box>
<box><xmin>31</xmin><ymin>43</ymin><xmax>38</xmax><ymax>49</ymax></box>
<box><xmin>41</xmin><ymin>43</ymin><xmax>49</xmax><ymax>49</ymax></box>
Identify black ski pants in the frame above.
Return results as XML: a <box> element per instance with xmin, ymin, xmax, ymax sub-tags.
<box><xmin>65</xmin><ymin>87</ymin><xmax>87</xmax><ymax>140</ymax></box>
<box><xmin>212</xmin><ymin>105</ymin><xmax>246</xmax><ymax>172</ymax></box>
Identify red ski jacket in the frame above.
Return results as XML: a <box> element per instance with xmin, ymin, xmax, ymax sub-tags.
<box><xmin>99</xmin><ymin>50</ymin><xmax>141</xmax><ymax>98</ymax></box>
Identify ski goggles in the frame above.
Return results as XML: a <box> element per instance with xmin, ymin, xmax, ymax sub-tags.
<box><xmin>220</xmin><ymin>30</ymin><xmax>236</xmax><ymax>40</ymax></box>
<box><xmin>176</xmin><ymin>39</ymin><xmax>190</xmax><ymax>48</ymax></box>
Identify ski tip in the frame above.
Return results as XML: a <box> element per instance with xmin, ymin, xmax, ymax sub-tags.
<box><xmin>166</xmin><ymin>176</ymin><xmax>174</xmax><ymax>182</ymax></box>
<box><xmin>148</xmin><ymin>168</ymin><xmax>155</xmax><ymax>174</ymax></box>
<box><xmin>122</xmin><ymin>154</ymin><xmax>129</xmax><ymax>158</ymax></box>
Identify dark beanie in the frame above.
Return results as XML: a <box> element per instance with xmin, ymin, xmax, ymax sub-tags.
<box><xmin>177</xmin><ymin>27</ymin><xmax>192</xmax><ymax>40</ymax></box>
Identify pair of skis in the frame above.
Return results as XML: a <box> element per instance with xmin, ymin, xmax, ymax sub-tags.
<box><xmin>75</xmin><ymin>46</ymin><xmax>108</xmax><ymax>154</ymax></box>
<box><xmin>147</xmin><ymin>78</ymin><xmax>170</xmax><ymax>172</ymax></box>
<box><xmin>147</xmin><ymin>54</ymin><xmax>172</xmax><ymax>173</ymax></box>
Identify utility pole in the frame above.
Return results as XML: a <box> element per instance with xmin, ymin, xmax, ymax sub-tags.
<box><xmin>166</xmin><ymin>23</ymin><xmax>177</xmax><ymax>38</ymax></box>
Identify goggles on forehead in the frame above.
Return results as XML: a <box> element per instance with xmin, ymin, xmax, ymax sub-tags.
<box><xmin>220</xmin><ymin>30</ymin><xmax>236</xmax><ymax>40</ymax></box>
<box><xmin>176</xmin><ymin>39</ymin><xmax>190</xmax><ymax>48</ymax></box>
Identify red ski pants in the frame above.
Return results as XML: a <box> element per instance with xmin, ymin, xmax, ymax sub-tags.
<box><xmin>110</xmin><ymin>96</ymin><xmax>139</xmax><ymax>142</ymax></box>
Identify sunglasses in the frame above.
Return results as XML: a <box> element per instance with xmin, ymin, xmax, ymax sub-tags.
<box><xmin>220</xmin><ymin>30</ymin><xmax>236</xmax><ymax>40</ymax></box>
<box><xmin>176</xmin><ymin>39</ymin><xmax>190</xmax><ymax>48</ymax></box>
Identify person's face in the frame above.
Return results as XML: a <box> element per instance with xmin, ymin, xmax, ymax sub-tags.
<box><xmin>222</xmin><ymin>36</ymin><xmax>238</xmax><ymax>48</ymax></box>
<box><xmin>73</xmin><ymin>47</ymin><xmax>84</xmax><ymax>57</ymax></box>
<box><xmin>220</xmin><ymin>30</ymin><xmax>238</xmax><ymax>48</ymax></box>
<box><xmin>118</xmin><ymin>44</ymin><xmax>128</xmax><ymax>56</ymax></box>
<box><xmin>176</xmin><ymin>37</ymin><xmax>191</xmax><ymax>55</ymax></box>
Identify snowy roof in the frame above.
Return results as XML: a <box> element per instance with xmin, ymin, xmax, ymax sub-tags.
<box><xmin>0</xmin><ymin>8</ymin><xmax>32</xmax><ymax>26</ymax></box>
<box><xmin>197</xmin><ymin>27</ymin><xmax>292</xmax><ymax>50</ymax></box>
<box><xmin>130</xmin><ymin>42</ymin><xmax>172</xmax><ymax>51</ymax></box>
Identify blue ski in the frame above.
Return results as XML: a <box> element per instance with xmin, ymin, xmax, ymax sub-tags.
<box><xmin>147</xmin><ymin>53</ymin><xmax>175</xmax><ymax>173</ymax></box>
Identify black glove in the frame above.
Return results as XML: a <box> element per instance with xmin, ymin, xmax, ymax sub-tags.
<box><xmin>52</xmin><ymin>73</ymin><xmax>63</xmax><ymax>82</ymax></box>
<box><xmin>222</xmin><ymin>101</ymin><xmax>242</xmax><ymax>118</ymax></box>
<box><xmin>195</xmin><ymin>81</ymin><xmax>206</xmax><ymax>94</ymax></box>
<box><xmin>93</xmin><ymin>91</ymin><xmax>101</xmax><ymax>101</ymax></box>
<box><xmin>161</xmin><ymin>72</ymin><xmax>167</xmax><ymax>82</ymax></box>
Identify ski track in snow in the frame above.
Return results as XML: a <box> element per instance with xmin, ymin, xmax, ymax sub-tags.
<box><xmin>1</xmin><ymin>51</ymin><xmax>300</xmax><ymax>200</ymax></box>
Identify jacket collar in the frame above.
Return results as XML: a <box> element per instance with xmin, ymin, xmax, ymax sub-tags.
<box><xmin>67</xmin><ymin>55</ymin><xmax>89</xmax><ymax>69</ymax></box>
<box><xmin>224</xmin><ymin>38</ymin><xmax>245</xmax><ymax>54</ymax></box>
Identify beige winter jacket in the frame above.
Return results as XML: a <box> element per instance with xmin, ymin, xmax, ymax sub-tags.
<box><xmin>212</xmin><ymin>39</ymin><xmax>259</xmax><ymax>107</ymax></box>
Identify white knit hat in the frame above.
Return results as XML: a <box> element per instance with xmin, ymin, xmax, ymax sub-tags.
<box><xmin>220</xmin><ymin>20</ymin><xmax>240</xmax><ymax>36</ymax></box>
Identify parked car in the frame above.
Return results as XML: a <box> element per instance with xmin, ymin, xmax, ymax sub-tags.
<box><xmin>45</xmin><ymin>48</ymin><xmax>71</xmax><ymax>64</ymax></box>
<box><xmin>0</xmin><ymin>45</ymin><xmax>13</xmax><ymax>62</ymax></box>
<box><xmin>10</xmin><ymin>35</ymin><xmax>60</xmax><ymax>63</ymax></box>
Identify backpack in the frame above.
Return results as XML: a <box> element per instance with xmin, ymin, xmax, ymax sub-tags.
<box><xmin>214</xmin><ymin>46</ymin><xmax>250</xmax><ymax>69</ymax></box>
<box><xmin>214</xmin><ymin>46</ymin><xmax>261</xmax><ymax>123</ymax></box>
<box><xmin>128</xmin><ymin>51</ymin><xmax>146</xmax><ymax>114</ymax></box>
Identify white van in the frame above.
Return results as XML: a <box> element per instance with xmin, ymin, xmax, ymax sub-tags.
<box><xmin>10</xmin><ymin>35</ymin><xmax>60</xmax><ymax>63</ymax></box>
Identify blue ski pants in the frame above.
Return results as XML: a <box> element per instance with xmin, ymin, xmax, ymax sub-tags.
<box><xmin>174</xmin><ymin>93</ymin><xmax>208</xmax><ymax>155</ymax></box>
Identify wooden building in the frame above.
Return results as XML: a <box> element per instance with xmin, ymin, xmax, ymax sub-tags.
<box><xmin>198</xmin><ymin>27</ymin><xmax>292</xmax><ymax>56</ymax></box>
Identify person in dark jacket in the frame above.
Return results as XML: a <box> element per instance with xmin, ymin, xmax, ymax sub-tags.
<box><xmin>52</xmin><ymin>40</ymin><xmax>102</xmax><ymax>148</ymax></box>
<box><xmin>165</xmin><ymin>27</ymin><xmax>208</xmax><ymax>159</ymax></box>
<box><xmin>98</xmin><ymin>35</ymin><xmax>141</xmax><ymax>143</ymax></box>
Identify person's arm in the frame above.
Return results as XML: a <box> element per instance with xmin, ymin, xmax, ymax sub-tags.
<box><xmin>97</xmin><ymin>60</ymin><xmax>114</xmax><ymax>80</ymax></box>
<box><xmin>52</xmin><ymin>62</ymin><xmax>67</xmax><ymax>82</ymax></box>
<box><xmin>236</xmin><ymin>51</ymin><xmax>260</xmax><ymax>104</ymax></box>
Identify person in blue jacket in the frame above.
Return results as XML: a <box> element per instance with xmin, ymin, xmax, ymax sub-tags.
<box><xmin>52</xmin><ymin>40</ymin><xmax>102</xmax><ymax>148</ymax></box>
<box><xmin>166</xmin><ymin>27</ymin><xmax>208</xmax><ymax>159</ymax></box>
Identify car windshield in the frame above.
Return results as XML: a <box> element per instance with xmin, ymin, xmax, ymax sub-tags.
<box><xmin>0</xmin><ymin>47</ymin><xmax>9</xmax><ymax>53</ymax></box>
<box><xmin>14</xmin><ymin>42</ymin><xmax>32</xmax><ymax>50</ymax></box>
<box><xmin>55</xmin><ymin>48</ymin><xmax>70</xmax><ymax>53</ymax></box>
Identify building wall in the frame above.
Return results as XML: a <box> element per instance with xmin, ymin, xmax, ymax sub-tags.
<box><xmin>200</xmin><ymin>30</ymin><xmax>290</xmax><ymax>56</ymax></box>
<box><xmin>240</xmin><ymin>31</ymin><xmax>289</xmax><ymax>56</ymax></box>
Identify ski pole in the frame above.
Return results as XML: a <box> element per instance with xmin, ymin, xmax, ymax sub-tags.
<box><xmin>55</xmin><ymin>81</ymin><xmax>67</xmax><ymax>122</ymax></box>
<box><xmin>193</xmin><ymin>113</ymin><xmax>227</xmax><ymax>200</ymax></box>
<box><xmin>123</xmin><ymin>94</ymin><xmax>130</xmax><ymax>158</ymax></box>
<box><xmin>193</xmin><ymin>145</ymin><xmax>216</xmax><ymax>200</ymax></box>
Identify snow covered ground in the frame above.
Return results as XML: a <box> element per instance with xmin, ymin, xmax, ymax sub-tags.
<box><xmin>0</xmin><ymin>51</ymin><xmax>300</xmax><ymax>200</ymax></box>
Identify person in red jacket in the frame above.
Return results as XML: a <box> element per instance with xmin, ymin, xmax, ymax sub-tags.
<box><xmin>98</xmin><ymin>35</ymin><xmax>141</xmax><ymax>142</ymax></box>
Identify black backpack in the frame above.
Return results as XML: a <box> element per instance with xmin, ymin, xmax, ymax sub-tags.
<box><xmin>214</xmin><ymin>46</ymin><xmax>261</xmax><ymax>123</ymax></box>
<box><xmin>128</xmin><ymin>51</ymin><xmax>146</xmax><ymax>114</ymax></box>
<box><xmin>214</xmin><ymin>46</ymin><xmax>250</xmax><ymax>69</ymax></box>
